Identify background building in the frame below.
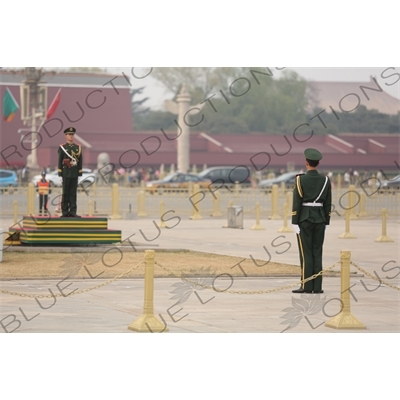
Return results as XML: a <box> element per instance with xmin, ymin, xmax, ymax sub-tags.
<box><xmin>1</xmin><ymin>70</ymin><xmax>399</xmax><ymax>174</ymax></box>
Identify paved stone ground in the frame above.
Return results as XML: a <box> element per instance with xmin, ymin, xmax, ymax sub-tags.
<box><xmin>1</xmin><ymin>215</ymin><xmax>399</xmax><ymax>333</ymax></box>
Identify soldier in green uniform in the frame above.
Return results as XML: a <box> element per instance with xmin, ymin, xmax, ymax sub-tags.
<box><xmin>291</xmin><ymin>148</ymin><xmax>332</xmax><ymax>294</ymax></box>
<box><xmin>58</xmin><ymin>127</ymin><xmax>83</xmax><ymax>217</ymax></box>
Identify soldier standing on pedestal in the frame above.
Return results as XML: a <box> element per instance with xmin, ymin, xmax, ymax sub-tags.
<box><xmin>58</xmin><ymin>127</ymin><xmax>83</xmax><ymax>217</ymax></box>
<box><xmin>291</xmin><ymin>148</ymin><xmax>332</xmax><ymax>294</ymax></box>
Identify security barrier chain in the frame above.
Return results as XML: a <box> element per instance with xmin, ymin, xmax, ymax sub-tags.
<box><xmin>0</xmin><ymin>261</ymin><xmax>144</xmax><ymax>299</ymax></box>
<box><xmin>350</xmin><ymin>261</ymin><xmax>400</xmax><ymax>291</ymax></box>
<box><xmin>2</xmin><ymin>258</ymin><xmax>399</xmax><ymax>299</ymax></box>
<box><xmin>155</xmin><ymin>261</ymin><xmax>340</xmax><ymax>295</ymax></box>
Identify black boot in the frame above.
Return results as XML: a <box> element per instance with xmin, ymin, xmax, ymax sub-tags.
<box><xmin>292</xmin><ymin>287</ymin><xmax>312</xmax><ymax>293</ymax></box>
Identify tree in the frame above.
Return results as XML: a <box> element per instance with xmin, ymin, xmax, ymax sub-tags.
<box><xmin>137</xmin><ymin>68</ymin><xmax>311</xmax><ymax>134</ymax></box>
<box><xmin>134</xmin><ymin>110</ymin><xmax>177</xmax><ymax>131</ymax></box>
<box><xmin>307</xmin><ymin>105</ymin><xmax>400</xmax><ymax>134</ymax></box>
<box><xmin>151</xmin><ymin>67</ymin><xmax>245</xmax><ymax>104</ymax></box>
<box><xmin>196</xmin><ymin>68</ymin><xmax>309</xmax><ymax>134</ymax></box>
<box><xmin>130</xmin><ymin>87</ymin><xmax>150</xmax><ymax>115</ymax></box>
<box><xmin>142</xmin><ymin>68</ymin><xmax>399</xmax><ymax>135</ymax></box>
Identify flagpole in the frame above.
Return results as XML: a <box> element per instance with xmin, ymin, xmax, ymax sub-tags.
<box><xmin>30</xmin><ymin>105</ymin><xmax>38</xmax><ymax>169</ymax></box>
<box><xmin>37</xmin><ymin>88</ymin><xmax>61</xmax><ymax>132</ymax></box>
<box><xmin>30</xmin><ymin>87</ymin><xmax>61</xmax><ymax>170</ymax></box>
<box><xmin>23</xmin><ymin>68</ymin><xmax>45</xmax><ymax>171</ymax></box>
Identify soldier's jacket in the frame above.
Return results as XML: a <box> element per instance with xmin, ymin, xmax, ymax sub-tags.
<box><xmin>58</xmin><ymin>142</ymin><xmax>82</xmax><ymax>178</ymax></box>
<box><xmin>292</xmin><ymin>170</ymin><xmax>332</xmax><ymax>225</ymax></box>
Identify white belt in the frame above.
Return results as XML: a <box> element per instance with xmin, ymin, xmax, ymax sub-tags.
<box><xmin>302</xmin><ymin>202</ymin><xmax>323</xmax><ymax>207</ymax></box>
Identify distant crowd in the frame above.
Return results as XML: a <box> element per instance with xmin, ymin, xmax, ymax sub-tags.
<box><xmin>1</xmin><ymin>164</ymin><xmax>389</xmax><ymax>188</ymax></box>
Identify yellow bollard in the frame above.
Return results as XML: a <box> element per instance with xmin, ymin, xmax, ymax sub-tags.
<box><xmin>158</xmin><ymin>200</ymin><xmax>167</xmax><ymax>228</ymax></box>
<box><xmin>325</xmin><ymin>251</ymin><xmax>365</xmax><ymax>329</ymax></box>
<box><xmin>269</xmin><ymin>184</ymin><xmax>280</xmax><ymax>219</ymax></box>
<box><xmin>190</xmin><ymin>184</ymin><xmax>203</xmax><ymax>220</ymax></box>
<box><xmin>280</xmin><ymin>181</ymin><xmax>286</xmax><ymax>196</ymax></box>
<box><xmin>13</xmin><ymin>201</ymin><xmax>18</xmax><ymax>223</ymax></box>
<box><xmin>137</xmin><ymin>190</ymin><xmax>148</xmax><ymax>217</ymax></box>
<box><xmin>251</xmin><ymin>202</ymin><xmax>265</xmax><ymax>230</ymax></box>
<box><xmin>357</xmin><ymin>193</ymin><xmax>367</xmax><ymax>217</ymax></box>
<box><xmin>210</xmin><ymin>191</ymin><xmax>223</xmax><ymax>217</ymax></box>
<box><xmin>234</xmin><ymin>181</ymin><xmax>240</xmax><ymax>196</ymax></box>
<box><xmin>109</xmin><ymin>183</ymin><xmax>121</xmax><ymax>219</ymax></box>
<box><xmin>124</xmin><ymin>173</ymin><xmax>130</xmax><ymax>187</ymax></box>
<box><xmin>348</xmin><ymin>185</ymin><xmax>358</xmax><ymax>220</ymax></box>
<box><xmin>188</xmin><ymin>181</ymin><xmax>194</xmax><ymax>197</ymax></box>
<box><xmin>375</xmin><ymin>208</ymin><xmax>394</xmax><ymax>242</ymax></box>
<box><xmin>338</xmin><ymin>209</ymin><xmax>357</xmax><ymax>238</ymax></box>
<box><xmin>337</xmin><ymin>173</ymin><xmax>342</xmax><ymax>190</ymax></box>
<box><xmin>278</xmin><ymin>203</ymin><xmax>293</xmax><ymax>233</ymax></box>
<box><xmin>92</xmin><ymin>181</ymin><xmax>97</xmax><ymax>197</ymax></box>
<box><xmin>286</xmin><ymin>191</ymin><xmax>293</xmax><ymax>215</ymax></box>
<box><xmin>128</xmin><ymin>250</ymin><xmax>169</xmax><ymax>333</ymax></box>
<box><xmin>28</xmin><ymin>183</ymin><xmax>35</xmax><ymax>215</ymax></box>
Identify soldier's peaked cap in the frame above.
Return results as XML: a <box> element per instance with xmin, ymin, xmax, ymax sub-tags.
<box><xmin>64</xmin><ymin>127</ymin><xmax>76</xmax><ymax>134</ymax></box>
<box><xmin>304</xmin><ymin>148</ymin><xmax>322</xmax><ymax>161</ymax></box>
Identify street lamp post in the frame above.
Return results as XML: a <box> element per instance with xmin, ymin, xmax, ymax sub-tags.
<box><xmin>20</xmin><ymin>67</ymin><xmax>47</xmax><ymax>170</ymax></box>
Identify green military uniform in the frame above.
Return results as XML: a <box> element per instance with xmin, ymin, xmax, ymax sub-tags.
<box><xmin>58</xmin><ymin>127</ymin><xmax>82</xmax><ymax>217</ymax></box>
<box><xmin>292</xmin><ymin>148</ymin><xmax>332</xmax><ymax>293</ymax></box>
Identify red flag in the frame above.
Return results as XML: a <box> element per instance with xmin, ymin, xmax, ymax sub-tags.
<box><xmin>46</xmin><ymin>88</ymin><xmax>61</xmax><ymax>119</ymax></box>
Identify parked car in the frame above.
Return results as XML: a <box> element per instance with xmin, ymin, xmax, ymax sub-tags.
<box><xmin>31</xmin><ymin>168</ymin><xmax>97</xmax><ymax>189</ymax></box>
<box><xmin>197</xmin><ymin>166</ymin><xmax>251</xmax><ymax>188</ymax></box>
<box><xmin>379</xmin><ymin>174</ymin><xmax>400</xmax><ymax>191</ymax></box>
<box><xmin>0</xmin><ymin>169</ymin><xmax>18</xmax><ymax>193</ymax></box>
<box><xmin>146</xmin><ymin>172</ymin><xmax>212</xmax><ymax>193</ymax></box>
<box><xmin>258</xmin><ymin>171</ymin><xmax>302</xmax><ymax>189</ymax></box>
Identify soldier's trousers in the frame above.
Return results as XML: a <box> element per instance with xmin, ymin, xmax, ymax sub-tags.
<box><xmin>296</xmin><ymin>221</ymin><xmax>326</xmax><ymax>292</ymax></box>
<box><xmin>62</xmin><ymin>177</ymin><xmax>78</xmax><ymax>215</ymax></box>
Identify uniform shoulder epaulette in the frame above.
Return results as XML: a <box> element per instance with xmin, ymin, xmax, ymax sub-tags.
<box><xmin>295</xmin><ymin>174</ymin><xmax>304</xmax><ymax>198</ymax></box>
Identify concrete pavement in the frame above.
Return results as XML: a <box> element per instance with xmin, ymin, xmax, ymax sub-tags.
<box><xmin>1</xmin><ymin>214</ymin><xmax>399</xmax><ymax>333</ymax></box>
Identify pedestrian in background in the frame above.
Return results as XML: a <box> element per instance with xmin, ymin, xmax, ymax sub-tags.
<box><xmin>37</xmin><ymin>171</ymin><xmax>51</xmax><ymax>215</ymax></box>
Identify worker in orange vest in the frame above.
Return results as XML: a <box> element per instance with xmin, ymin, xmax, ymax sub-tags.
<box><xmin>37</xmin><ymin>171</ymin><xmax>51</xmax><ymax>215</ymax></box>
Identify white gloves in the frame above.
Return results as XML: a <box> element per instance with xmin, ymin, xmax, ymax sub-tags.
<box><xmin>292</xmin><ymin>225</ymin><xmax>328</xmax><ymax>234</ymax></box>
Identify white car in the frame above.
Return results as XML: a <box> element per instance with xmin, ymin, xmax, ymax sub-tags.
<box><xmin>31</xmin><ymin>168</ymin><xmax>97</xmax><ymax>188</ymax></box>
<box><xmin>258</xmin><ymin>171</ymin><xmax>302</xmax><ymax>189</ymax></box>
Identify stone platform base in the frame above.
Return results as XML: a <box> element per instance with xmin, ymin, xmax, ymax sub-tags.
<box><xmin>7</xmin><ymin>215</ymin><xmax>122</xmax><ymax>245</ymax></box>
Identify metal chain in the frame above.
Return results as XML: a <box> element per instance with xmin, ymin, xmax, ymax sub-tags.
<box><xmin>357</xmin><ymin>215</ymin><xmax>381</xmax><ymax>220</ymax></box>
<box><xmin>155</xmin><ymin>261</ymin><xmax>340</xmax><ymax>295</ymax></box>
<box><xmin>350</xmin><ymin>261</ymin><xmax>400</xmax><ymax>291</ymax></box>
<box><xmin>0</xmin><ymin>261</ymin><xmax>144</xmax><ymax>299</ymax></box>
